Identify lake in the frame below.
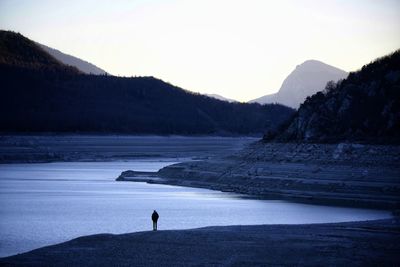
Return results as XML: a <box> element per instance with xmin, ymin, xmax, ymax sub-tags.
<box><xmin>0</xmin><ymin>161</ymin><xmax>392</xmax><ymax>257</ymax></box>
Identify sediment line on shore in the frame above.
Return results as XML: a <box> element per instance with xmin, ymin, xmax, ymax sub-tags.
<box><xmin>117</xmin><ymin>142</ymin><xmax>400</xmax><ymax>209</ymax></box>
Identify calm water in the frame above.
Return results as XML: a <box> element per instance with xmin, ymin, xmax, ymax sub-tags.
<box><xmin>0</xmin><ymin>161</ymin><xmax>392</xmax><ymax>257</ymax></box>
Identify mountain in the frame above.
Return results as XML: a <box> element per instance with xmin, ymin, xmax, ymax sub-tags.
<box><xmin>0</xmin><ymin>30</ymin><xmax>294</xmax><ymax>135</ymax></box>
<box><xmin>206</xmin><ymin>94</ymin><xmax>236</xmax><ymax>102</ymax></box>
<box><xmin>269</xmin><ymin>50</ymin><xmax>400</xmax><ymax>143</ymax></box>
<box><xmin>39</xmin><ymin>43</ymin><xmax>107</xmax><ymax>75</ymax></box>
<box><xmin>250</xmin><ymin>60</ymin><xmax>348</xmax><ymax>108</ymax></box>
<box><xmin>0</xmin><ymin>31</ymin><xmax>80</xmax><ymax>74</ymax></box>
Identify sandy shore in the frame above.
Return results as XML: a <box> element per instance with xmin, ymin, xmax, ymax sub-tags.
<box><xmin>1</xmin><ymin>219</ymin><xmax>399</xmax><ymax>267</ymax></box>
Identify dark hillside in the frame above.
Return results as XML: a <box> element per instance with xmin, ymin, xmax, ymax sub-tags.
<box><xmin>0</xmin><ymin>31</ymin><xmax>80</xmax><ymax>74</ymax></box>
<box><xmin>272</xmin><ymin>50</ymin><xmax>400</xmax><ymax>143</ymax></box>
<box><xmin>0</xmin><ymin>31</ymin><xmax>294</xmax><ymax>134</ymax></box>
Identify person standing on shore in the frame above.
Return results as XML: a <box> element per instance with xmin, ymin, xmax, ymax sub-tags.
<box><xmin>152</xmin><ymin>210</ymin><xmax>159</xmax><ymax>231</ymax></box>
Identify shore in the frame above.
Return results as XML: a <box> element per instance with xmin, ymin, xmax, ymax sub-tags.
<box><xmin>1</xmin><ymin>218</ymin><xmax>399</xmax><ymax>267</ymax></box>
<box><xmin>2</xmin><ymin>139</ymin><xmax>400</xmax><ymax>265</ymax></box>
<box><xmin>0</xmin><ymin>135</ymin><xmax>256</xmax><ymax>163</ymax></box>
<box><xmin>118</xmin><ymin>142</ymin><xmax>400</xmax><ymax>209</ymax></box>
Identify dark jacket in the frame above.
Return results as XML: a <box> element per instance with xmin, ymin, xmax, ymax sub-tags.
<box><xmin>152</xmin><ymin>211</ymin><xmax>159</xmax><ymax>222</ymax></box>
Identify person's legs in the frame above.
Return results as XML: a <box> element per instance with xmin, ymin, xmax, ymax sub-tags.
<box><xmin>155</xmin><ymin>221</ymin><xmax>157</xmax><ymax>231</ymax></box>
<box><xmin>153</xmin><ymin>221</ymin><xmax>155</xmax><ymax>231</ymax></box>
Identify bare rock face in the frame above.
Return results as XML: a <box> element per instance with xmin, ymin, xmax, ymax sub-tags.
<box><xmin>250</xmin><ymin>60</ymin><xmax>348</xmax><ymax>109</ymax></box>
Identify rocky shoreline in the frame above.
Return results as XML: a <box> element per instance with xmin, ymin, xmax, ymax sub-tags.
<box><xmin>118</xmin><ymin>142</ymin><xmax>400</xmax><ymax>209</ymax></box>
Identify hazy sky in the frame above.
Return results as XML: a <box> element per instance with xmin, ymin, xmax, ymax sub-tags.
<box><xmin>1</xmin><ymin>0</ymin><xmax>399</xmax><ymax>101</ymax></box>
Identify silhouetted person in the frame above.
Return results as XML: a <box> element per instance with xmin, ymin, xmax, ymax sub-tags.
<box><xmin>152</xmin><ymin>210</ymin><xmax>159</xmax><ymax>231</ymax></box>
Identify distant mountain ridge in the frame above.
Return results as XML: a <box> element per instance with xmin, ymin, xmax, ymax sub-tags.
<box><xmin>251</xmin><ymin>60</ymin><xmax>348</xmax><ymax>108</ymax></box>
<box><xmin>0</xmin><ymin>31</ymin><xmax>80</xmax><ymax>74</ymax></box>
<box><xmin>38</xmin><ymin>43</ymin><xmax>107</xmax><ymax>75</ymax></box>
<box><xmin>206</xmin><ymin>94</ymin><xmax>237</xmax><ymax>102</ymax></box>
<box><xmin>0</xmin><ymin>30</ymin><xmax>294</xmax><ymax>135</ymax></box>
<box><xmin>271</xmin><ymin>50</ymin><xmax>400</xmax><ymax>143</ymax></box>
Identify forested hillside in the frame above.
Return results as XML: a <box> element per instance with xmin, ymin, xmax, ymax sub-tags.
<box><xmin>271</xmin><ymin>50</ymin><xmax>400</xmax><ymax>143</ymax></box>
<box><xmin>0</xmin><ymin>31</ymin><xmax>294</xmax><ymax>134</ymax></box>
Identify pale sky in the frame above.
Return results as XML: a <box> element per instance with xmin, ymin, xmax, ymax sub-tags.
<box><xmin>1</xmin><ymin>0</ymin><xmax>399</xmax><ymax>101</ymax></box>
